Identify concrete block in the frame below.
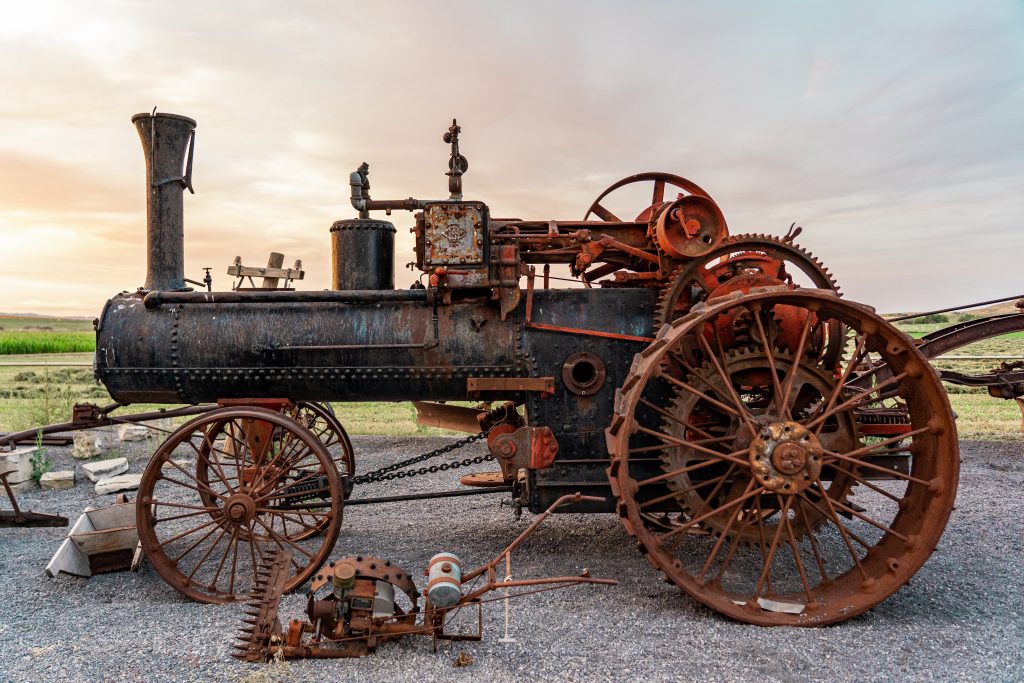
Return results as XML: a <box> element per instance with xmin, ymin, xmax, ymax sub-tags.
<box><xmin>0</xmin><ymin>446</ymin><xmax>37</xmax><ymax>484</ymax></box>
<box><xmin>95</xmin><ymin>474</ymin><xmax>143</xmax><ymax>495</ymax></box>
<box><xmin>117</xmin><ymin>424</ymin><xmax>150</xmax><ymax>442</ymax></box>
<box><xmin>82</xmin><ymin>457</ymin><xmax>128</xmax><ymax>482</ymax></box>
<box><xmin>147</xmin><ymin>417</ymin><xmax>174</xmax><ymax>437</ymax></box>
<box><xmin>40</xmin><ymin>470</ymin><xmax>75</xmax><ymax>490</ymax></box>
<box><xmin>72</xmin><ymin>431</ymin><xmax>106</xmax><ymax>460</ymax></box>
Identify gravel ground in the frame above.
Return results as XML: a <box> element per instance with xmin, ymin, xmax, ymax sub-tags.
<box><xmin>1</xmin><ymin>435</ymin><xmax>1022</xmax><ymax>683</ymax></box>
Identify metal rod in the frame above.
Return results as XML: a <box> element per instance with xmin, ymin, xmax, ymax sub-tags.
<box><xmin>887</xmin><ymin>294</ymin><xmax>1024</xmax><ymax>322</ymax></box>
<box><xmin>143</xmin><ymin>289</ymin><xmax>430</xmax><ymax>308</ymax></box>
<box><xmin>933</xmin><ymin>355</ymin><xmax>1024</xmax><ymax>360</ymax></box>
<box><xmin>0</xmin><ymin>404</ymin><xmax>216</xmax><ymax>450</ymax></box>
<box><xmin>344</xmin><ymin>487</ymin><xmax>513</xmax><ymax>506</ymax></box>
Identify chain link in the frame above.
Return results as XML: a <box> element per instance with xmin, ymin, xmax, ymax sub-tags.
<box><xmin>351</xmin><ymin>432</ymin><xmax>490</xmax><ymax>485</ymax></box>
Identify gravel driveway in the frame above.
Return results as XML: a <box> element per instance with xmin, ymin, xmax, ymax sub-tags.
<box><xmin>1</xmin><ymin>436</ymin><xmax>1022</xmax><ymax>682</ymax></box>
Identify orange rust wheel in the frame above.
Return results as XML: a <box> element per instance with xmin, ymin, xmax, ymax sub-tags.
<box><xmin>138</xmin><ymin>406</ymin><xmax>342</xmax><ymax>604</ymax></box>
<box><xmin>606</xmin><ymin>289</ymin><xmax>958</xmax><ymax>626</ymax></box>
<box><xmin>583</xmin><ymin>171</ymin><xmax>716</xmax><ymax>223</ymax></box>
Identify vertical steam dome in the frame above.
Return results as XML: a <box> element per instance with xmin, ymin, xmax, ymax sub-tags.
<box><xmin>131</xmin><ymin>111</ymin><xmax>197</xmax><ymax>292</ymax></box>
<box><xmin>330</xmin><ymin>219</ymin><xmax>396</xmax><ymax>290</ymax></box>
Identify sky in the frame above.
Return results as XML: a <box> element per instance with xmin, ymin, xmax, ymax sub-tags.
<box><xmin>0</xmin><ymin>0</ymin><xmax>1021</xmax><ymax>316</ymax></box>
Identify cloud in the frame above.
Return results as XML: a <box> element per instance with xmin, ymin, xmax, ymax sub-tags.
<box><xmin>0</xmin><ymin>1</ymin><xmax>1022</xmax><ymax>315</ymax></box>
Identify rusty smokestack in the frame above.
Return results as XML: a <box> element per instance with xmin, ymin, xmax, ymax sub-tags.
<box><xmin>132</xmin><ymin>111</ymin><xmax>196</xmax><ymax>291</ymax></box>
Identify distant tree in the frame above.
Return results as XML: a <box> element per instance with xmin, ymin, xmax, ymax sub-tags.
<box><xmin>904</xmin><ymin>313</ymin><xmax>949</xmax><ymax>324</ymax></box>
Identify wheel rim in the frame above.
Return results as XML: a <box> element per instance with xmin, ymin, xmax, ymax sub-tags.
<box><xmin>583</xmin><ymin>171</ymin><xmax>715</xmax><ymax>222</ymax></box>
<box><xmin>606</xmin><ymin>289</ymin><xmax>959</xmax><ymax>625</ymax></box>
<box><xmin>291</xmin><ymin>401</ymin><xmax>355</xmax><ymax>475</ymax></box>
<box><xmin>138</xmin><ymin>406</ymin><xmax>342</xmax><ymax>604</ymax></box>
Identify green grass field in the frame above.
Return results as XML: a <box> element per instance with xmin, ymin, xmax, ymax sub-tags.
<box><xmin>0</xmin><ymin>313</ymin><xmax>1020</xmax><ymax>439</ymax></box>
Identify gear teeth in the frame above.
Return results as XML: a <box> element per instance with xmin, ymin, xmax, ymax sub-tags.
<box><xmin>654</xmin><ymin>234</ymin><xmax>841</xmax><ymax>330</ymax></box>
<box><xmin>231</xmin><ymin>548</ymin><xmax>293</xmax><ymax>666</ymax></box>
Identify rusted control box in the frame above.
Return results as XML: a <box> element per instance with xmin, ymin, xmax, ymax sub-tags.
<box><xmin>419</xmin><ymin>201</ymin><xmax>488</xmax><ymax>268</ymax></box>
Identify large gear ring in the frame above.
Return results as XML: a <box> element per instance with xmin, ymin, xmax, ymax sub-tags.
<box><xmin>654</xmin><ymin>234</ymin><xmax>840</xmax><ymax>329</ymax></box>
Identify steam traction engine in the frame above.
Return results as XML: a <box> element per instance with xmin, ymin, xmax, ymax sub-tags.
<box><xmin>93</xmin><ymin>112</ymin><xmax>963</xmax><ymax>627</ymax></box>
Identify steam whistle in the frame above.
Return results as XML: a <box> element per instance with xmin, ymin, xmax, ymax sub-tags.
<box><xmin>444</xmin><ymin>118</ymin><xmax>468</xmax><ymax>200</ymax></box>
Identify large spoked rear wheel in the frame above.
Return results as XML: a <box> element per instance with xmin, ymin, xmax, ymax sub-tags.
<box><xmin>606</xmin><ymin>288</ymin><xmax>959</xmax><ymax>625</ymax></box>
<box><xmin>137</xmin><ymin>406</ymin><xmax>342</xmax><ymax>604</ymax></box>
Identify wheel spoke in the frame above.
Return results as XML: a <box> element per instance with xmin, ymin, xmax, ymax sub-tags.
<box><xmin>751</xmin><ymin>311</ymin><xmax>789</xmax><ymax>418</ymax></box>
<box><xmin>662</xmin><ymin>373</ymin><xmax>742</xmax><ymax>419</ymax></box>
<box><xmin>780</xmin><ymin>495</ymin><xmax>815</xmax><ymax>603</ymax></box>
<box><xmin>659</xmin><ymin>479</ymin><xmax>763</xmax><ymax>542</ymax></box>
<box><xmin>750</xmin><ymin>495</ymin><xmax>793</xmax><ymax>601</ymax></box>
<box><xmin>812</xmin><ymin>333</ymin><xmax>869</xmax><ymax>426</ymax></box>
<box><xmin>155</xmin><ymin>517</ymin><xmax>220</xmax><ymax>549</ymax></box>
<box><xmin>795</xmin><ymin>497</ymin><xmax>830</xmax><ymax>583</ymax></box>
<box><xmin>186</xmin><ymin>526</ymin><xmax>228</xmax><ymax>581</ymax></box>
<box><xmin>636</xmin><ymin>457</ymin><xmax>722</xmax><ymax>488</ymax></box>
<box><xmin>805</xmin><ymin>371</ymin><xmax>909</xmax><ymax>431</ymax></box>
<box><xmin>828</xmin><ymin>462</ymin><xmax>903</xmax><ymax>503</ymax></box>
<box><xmin>777</xmin><ymin>313</ymin><xmax>814</xmax><ymax>416</ymax></box>
<box><xmin>634</xmin><ymin>426</ymin><xmax>749</xmax><ymax>468</ymax></box>
<box><xmin>253</xmin><ymin>517</ymin><xmax>315</xmax><ymax>560</ymax></box>
<box><xmin>697</xmin><ymin>333</ymin><xmax>756</xmax><ymax>437</ymax></box>
<box><xmin>652</xmin><ymin>179</ymin><xmax>665</xmax><ymax>206</ymax></box>
<box><xmin>591</xmin><ymin>203</ymin><xmax>621</xmax><ymax>222</ymax></box>
<box><xmin>798</xmin><ymin>488</ymin><xmax>869</xmax><ymax>579</ymax></box>
<box><xmin>639</xmin><ymin>472</ymin><xmax>730</xmax><ymax>510</ymax></box>
<box><xmin>639</xmin><ymin>398</ymin><xmax>717</xmax><ymax>440</ymax></box>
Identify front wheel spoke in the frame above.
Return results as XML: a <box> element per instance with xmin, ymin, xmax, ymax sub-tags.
<box><xmin>253</xmin><ymin>517</ymin><xmax>315</xmax><ymax>560</ymax></box>
<box><xmin>167</xmin><ymin>521</ymin><xmax>222</xmax><ymax>562</ymax></box>
<box><xmin>227</xmin><ymin>531</ymin><xmax>241</xmax><ymax>596</ymax></box>
<box><xmin>187</xmin><ymin>526</ymin><xmax>228</xmax><ymax>581</ymax></box>
<box><xmin>827</xmin><ymin>428</ymin><xmax>928</xmax><ymax>462</ymax></box>
<box><xmin>814</xmin><ymin>334</ymin><xmax>869</xmax><ymax>423</ymax></box>
<box><xmin>697</xmin><ymin>485</ymin><xmax>748</xmax><ymax>580</ymax></box>
<box><xmin>156</xmin><ymin>517</ymin><xmax>220</xmax><ymax>549</ymax></box>
<box><xmin>209</xmin><ymin>528</ymin><xmax>238</xmax><ymax>591</ymax></box>
<box><xmin>259</xmin><ymin>509</ymin><xmax>326</xmax><ymax>533</ymax></box>
<box><xmin>252</xmin><ymin>471</ymin><xmax>328</xmax><ymax>504</ymax></box>
<box><xmin>189</xmin><ymin>438</ymin><xmax>235</xmax><ymax>493</ymax></box>
<box><xmin>161</xmin><ymin>474</ymin><xmax>226</xmax><ymax>500</ymax></box>
<box><xmin>828</xmin><ymin>462</ymin><xmax>902</xmax><ymax>503</ymax></box>
<box><xmin>155</xmin><ymin>509</ymin><xmax>216</xmax><ymax>524</ymax></box>
<box><xmin>751</xmin><ymin>313</ymin><xmax>789</xmax><ymax>419</ymax></box>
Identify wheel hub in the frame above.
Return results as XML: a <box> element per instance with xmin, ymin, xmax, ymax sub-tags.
<box><xmin>224</xmin><ymin>493</ymin><xmax>257</xmax><ymax>524</ymax></box>
<box><xmin>749</xmin><ymin>421</ymin><xmax>822</xmax><ymax>493</ymax></box>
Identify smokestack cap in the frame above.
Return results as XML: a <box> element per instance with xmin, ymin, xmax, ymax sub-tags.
<box><xmin>131</xmin><ymin>112</ymin><xmax>197</xmax><ymax>127</ymax></box>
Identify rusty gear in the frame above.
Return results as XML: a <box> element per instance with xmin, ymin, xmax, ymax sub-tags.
<box><xmin>654</xmin><ymin>234</ymin><xmax>841</xmax><ymax>331</ymax></box>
